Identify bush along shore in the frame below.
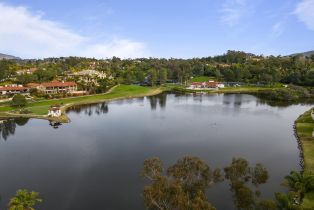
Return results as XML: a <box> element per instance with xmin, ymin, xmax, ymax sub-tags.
<box><xmin>258</xmin><ymin>85</ymin><xmax>314</xmax><ymax>101</ymax></box>
<box><xmin>0</xmin><ymin>85</ymin><xmax>163</xmax><ymax>123</ymax></box>
<box><xmin>294</xmin><ymin>109</ymin><xmax>314</xmax><ymax>209</ymax></box>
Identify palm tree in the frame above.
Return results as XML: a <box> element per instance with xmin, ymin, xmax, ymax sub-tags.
<box><xmin>275</xmin><ymin>192</ymin><xmax>302</xmax><ymax>210</ymax></box>
<box><xmin>8</xmin><ymin>189</ymin><xmax>42</xmax><ymax>210</ymax></box>
<box><xmin>283</xmin><ymin>171</ymin><xmax>314</xmax><ymax>201</ymax></box>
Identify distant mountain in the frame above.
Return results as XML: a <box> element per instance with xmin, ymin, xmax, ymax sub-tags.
<box><xmin>0</xmin><ymin>53</ymin><xmax>21</xmax><ymax>60</ymax></box>
<box><xmin>289</xmin><ymin>51</ymin><xmax>314</xmax><ymax>58</ymax></box>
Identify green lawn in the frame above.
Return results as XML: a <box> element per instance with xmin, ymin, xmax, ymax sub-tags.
<box><xmin>164</xmin><ymin>83</ymin><xmax>282</xmax><ymax>94</ymax></box>
<box><xmin>0</xmin><ymin>85</ymin><xmax>161</xmax><ymax>116</ymax></box>
<box><xmin>213</xmin><ymin>86</ymin><xmax>278</xmax><ymax>93</ymax></box>
<box><xmin>295</xmin><ymin>109</ymin><xmax>314</xmax><ymax>209</ymax></box>
<box><xmin>190</xmin><ymin>76</ymin><xmax>216</xmax><ymax>82</ymax></box>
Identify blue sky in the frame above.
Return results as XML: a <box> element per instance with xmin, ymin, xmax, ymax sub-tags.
<box><xmin>0</xmin><ymin>0</ymin><xmax>314</xmax><ymax>58</ymax></box>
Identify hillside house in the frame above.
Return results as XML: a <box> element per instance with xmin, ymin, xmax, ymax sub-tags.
<box><xmin>37</xmin><ymin>81</ymin><xmax>77</xmax><ymax>94</ymax></box>
<box><xmin>0</xmin><ymin>85</ymin><xmax>29</xmax><ymax>95</ymax></box>
<box><xmin>188</xmin><ymin>81</ymin><xmax>225</xmax><ymax>90</ymax></box>
<box><xmin>68</xmin><ymin>70</ymin><xmax>112</xmax><ymax>86</ymax></box>
<box><xmin>16</xmin><ymin>68</ymin><xmax>38</xmax><ymax>75</ymax></box>
<box><xmin>26</xmin><ymin>83</ymin><xmax>40</xmax><ymax>89</ymax></box>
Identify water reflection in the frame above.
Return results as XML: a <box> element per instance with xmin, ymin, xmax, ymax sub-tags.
<box><xmin>0</xmin><ymin>93</ymin><xmax>313</xmax><ymax>210</ymax></box>
<box><xmin>0</xmin><ymin>118</ymin><xmax>29</xmax><ymax>141</ymax></box>
<box><xmin>66</xmin><ymin>102</ymin><xmax>109</xmax><ymax>116</ymax></box>
<box><xmin>141</xmin><ymin>156</ymin><xmax>271</xmax><ymax>210</ymax></box>
<box><xmin>147</xmin><ymin>93</ymin><xmax>167</xmax><ymax>110</ymax></box>
<box><xmin>1</xmin><ymin>93</ymin><xmax>313</xmax><ymax>142</ymax></box>
<box><xmin>256</xmin><ymin>96</ymin><xmax>314</xmax><ymax>108</ymax></box>
<box><xmin>49</xmin><ymin>121</ymin><xmax>62</xmax><ymax>129</ymax></box>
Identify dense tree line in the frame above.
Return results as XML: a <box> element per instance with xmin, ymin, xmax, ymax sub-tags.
<box><xmin>1</xmin><ymin>51</ymin><xmax>314</xmax><ymax>86</ymax></box>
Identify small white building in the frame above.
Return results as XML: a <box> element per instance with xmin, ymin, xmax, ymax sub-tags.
<box><xmin>188</xmin><ymin>81</ymin><xmax>225</xmax><ymax>90</ymax></box>
<box><xmin>48</xmin><ymin>105</ymin><xmax>62</xmax><ymax>117</ymax></box>
<box><xmin>217</xmin><ymin>83</ymin><xmax>225</xmax><ymax>88</ymax></box>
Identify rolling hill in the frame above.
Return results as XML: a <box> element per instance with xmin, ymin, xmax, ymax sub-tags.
<box><xmin>289</xmin><ymin>50</ymin><xmax>314</xmax><ymax>58</ymax></box>
<box><xmin>0</xmin><ymin>53</ymin><xmax>21</xmax><ymax>60</ymax></box>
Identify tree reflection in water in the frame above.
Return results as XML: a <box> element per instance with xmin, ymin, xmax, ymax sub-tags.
<box><xmin>0</xmin><ymin>118</ymin><xmax>29</xmax><ymax>141</ymax></box>
<box><xmin>66</xmin><ymin>102</ymin><xmax>109</xmax><ymax>116</ymax></box>
<box><xmin>49</xmin><ymin>121</ymin><xmax>62</xmax><ymax>129</ymax></box>
<box><xmin>147</xmin><ymin>93</ymin><xmax>167</xmax><ymax>110</ymax></box>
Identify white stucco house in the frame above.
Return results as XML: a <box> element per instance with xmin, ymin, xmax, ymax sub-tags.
<box><xmin>48</xmin><ymin>105</ymin><xmax>62</xmax><ymax>117</ymax></box>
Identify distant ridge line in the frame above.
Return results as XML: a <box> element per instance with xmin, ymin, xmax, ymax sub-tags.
<box><xmin>0</xmin><ymin>53</ymin><xmax>21</xmax><ymax>60</ymax></box>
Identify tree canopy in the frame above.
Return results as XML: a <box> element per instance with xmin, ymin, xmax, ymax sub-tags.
<box><xmin>3</xmin><ymin>51</ymin><xmax>314</xmax><ymax>87</ymax></box>
<box><xmin>11</xmin><ymin>94</ymin><xmax>27</xmax><ymax>107</ymax></box>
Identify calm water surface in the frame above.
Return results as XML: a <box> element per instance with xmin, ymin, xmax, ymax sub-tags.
<box><xmin>0</xmin><ymin>93</ymin><xmax>312</xmax><ymax>210</ymax></box>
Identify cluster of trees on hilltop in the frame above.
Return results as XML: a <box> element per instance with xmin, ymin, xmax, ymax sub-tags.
<box><xmin>1</xmin><ymin>50</ymin><xmax>314</xmax><ymax>86</ymax></box>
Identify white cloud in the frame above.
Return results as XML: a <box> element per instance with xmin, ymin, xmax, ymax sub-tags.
<box><xmin>272</xmin><ymin>22</ymin><xmax>284</xmax><ymax>37</ymax></box>
<box><xmin>220</xmin><ymin>0</ymin><xmax>251</xmax><ymax>27</ymax></box>
<box><xmin>294</xmin><ymin>0</ymin><xmax>314</xmax><ymax>30</ymax></box>
<box><xmin>84</xmin><ymin>38</ymin><xmax>148</xmax><ymax>58</ymax></box>
<box><xmin>0</xmin><ymin>3</ymin><xmax>148</xmax><ymax>59</ymax></box>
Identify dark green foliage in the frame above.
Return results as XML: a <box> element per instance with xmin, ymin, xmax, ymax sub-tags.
<box><xmin>142</xmin><ymin>156</ymin><xmax>274</xmax><ymax>210</ymax></box>
<box><xmin>275</xmin><ymin>192</ymin><xmax>303</xmax><ymax>210</ymax></box>
<box><xmin>258</xmin><ymin>86</ymin><xmax>311</xmax><ymax>101</ymax></box>
<box><xmin>282</xmin><ymin>171</ymin><xmax>314</xmax><ymax>202</ymax></box>
<box><xmin>256</xmin><ymin>200</ymin><xmax>277</xmax><ymax>210</ymax></box>
<box><xmin>2</xmin><ymin>50</ymin><xmax>314</xmax><ymax>89</ymax></box>
<box><xmin>141</xmin><ymin>156</ymin><xmax>222</xmax><ymax>210</ymax></box>
<box><xmin>148</xmin><ymin>68</ymin><xmax>157</xmax><ymax>86</ymax></box>
<box><xmin>0</xmin><ymin>60</ymin><xmax>16</xmax><ymax>81</ymax></box>
<box><xmin>224</xmin><ymin>157</ymin><xmax>270</xmax><ymax>210</ymax></box>
<box><xmin>16</xmin><ymin>74</ymin><xmax>38</xmax><ymax>84</ymax></box>
<box><xmin>11</xmin><ymin>94</ymin><xmax>27</xmax><ymax>107</ymax></box>
<box><xmin>8</xmin><ymin>189</ymin><xmax>42</xmax><ymax>210</ymax></box>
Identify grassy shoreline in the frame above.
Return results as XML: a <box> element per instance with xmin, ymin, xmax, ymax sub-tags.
<box><xmin>0</xmin><ymin>84</ymin><xmax>289</xmax><ymax>122</ymax></box>
<box><xmin>295</xmin><ymin>109</ymin><xmax>314</xmax><ymax>209</ymax></box>
<box><xmin>168</xmin><ymin>84</ymin><xmax>282</xmax><ymax>94</ymax></box>
<box><xmin>0</xmin><ymin>85</ymin><xmax>163</xmax><ymax>122</ymax></box>
<box><xmin>0</xmin><ymin>84</ymin><xmax>303</xmax><ymax>123</ymax></box>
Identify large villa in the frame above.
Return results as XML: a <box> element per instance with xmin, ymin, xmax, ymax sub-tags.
<box><xmin>0</xmin><ymin>85</ymin><xmax>29</xmax><ymax>95</ymax></box>
<box><xmin>0</xmin><ymin>81</ymin><xmax>78</xmax><ymax>96</ymax></box>
<box><xmin>37</xmin><ymin>81</ymin><xmax>77</xmax><ymax>94</ymax></box>
<box><xmin>187</xmin><ymin>81</ymin><xmax>225</xmax><ymax>90</ymax></box>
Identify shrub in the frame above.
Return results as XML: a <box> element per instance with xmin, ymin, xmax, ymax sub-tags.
<box><xmin>11</xmin><ymin>94</ymin><xmax>27</xmax><ymax>107</ymax></box>
<box><xmin>258</xmin><ymin>86</ymin><xmax>311</xmax><ymax>101</ymax></box>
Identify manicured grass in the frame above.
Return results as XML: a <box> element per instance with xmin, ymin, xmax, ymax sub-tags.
<box><xmin>164</xmin><ymin>83</ymin><xmax>282</xmax><ymax>94</ymax></box>
<box><xmin>190</xmin><ymin>76</ymin><xmax>216</xmax><ymax>82</ymax></box>
<box><xmin>213</xmin><ymin>86</ymin><xmax>278</xmax><ymax>93</ymax></box>
<box><xmin>0</xmin><ymin>85</ymin><xmax>161</xmax><ymax>116</ymax></box>
<box><xmin>295</xmin><ymin>109</ymin><xmax>314</xmax><ymax>209</ymax></box>
<box><xmin>27</xmin><ymin>105</ymin><xmax>51</xmax><ymax>115</ymax></box>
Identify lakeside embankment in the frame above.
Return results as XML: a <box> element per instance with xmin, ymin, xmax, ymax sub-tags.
<box><xmin>0</xmin><ymin>85</ymin><xmax>163</xmax><ymax>122</ymax></box>
<box><xmin>0</xmin><ymin>84</ymin><xmax>307</xmax><ymax>123</ymax></box>
<box><xmin>295</xmin><ymin>109</ymin><xmax>314</xmax><ymax>209</ymax></box>
<box><xmin>168</xmin><ymin>85</ymin><xmax>282</xmax><ymax>94</ymax></box>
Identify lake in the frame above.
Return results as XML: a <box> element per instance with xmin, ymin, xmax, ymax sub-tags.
<box><xmin>0</xmin><ymin>93</ymin><xmax>312</xmax><ymax>210</ymax></box>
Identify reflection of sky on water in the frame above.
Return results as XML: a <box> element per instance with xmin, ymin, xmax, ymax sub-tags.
<box><xmin>0</xmin><ymin>93</ymin><xmax>313</xmax><ymax>210</ymax></box>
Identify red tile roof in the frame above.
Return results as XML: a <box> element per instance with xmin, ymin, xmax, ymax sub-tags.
<box><xmin>49</xmin><ymin>105</ymin><xmax>61</xmax><ymax>111</ymax></box>
<box><xmin>26</xmin><ymin>83</ymin><xmax>40</xmax><ymax>88</ymax></box>
<box><xmin>40</xmin><ymin>81</ymin><xmax>77</xmax><ymax>88</ymax></box>
<box><xmin>0</xmin><ymin>86</ymin><xmax>28</xmax><ymax>91</ymax></box>
<box><xmin>191</xmin><ymin>81</ymin><xmax>218</xmax><ymax>87</ymax></box>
